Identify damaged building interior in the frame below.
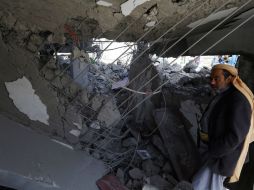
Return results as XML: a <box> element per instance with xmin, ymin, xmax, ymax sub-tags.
<box><xmin>0</xmin><ymin>0</ymin><xmax>254</xmax><ymax>189</ymax></box>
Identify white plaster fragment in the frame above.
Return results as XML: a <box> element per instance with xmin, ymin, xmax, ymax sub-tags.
<box><xmin>96</xmin><ymin>0</ymin><xmax>112</xmax><ymax>7</ymax></box>
<box><xmin>69</xmin><ymin>129</ymin><xmax>81</xmax><ymax>137</ymax></box>
<box><xmin>51</xmin><ymin>139</ymin><xmax>74</xmax><ymax>150</ymax></box>
<box><xmin>187</xmin><ymin>7</ymin><xmax>238</xmax><ymax>28</ymax></box>
<box><xmin>146</xmin><ymin>21</ymin><xmax>156</xmax><ymax>27</ymax></box>
<box><xmin>121</xmin><ymin>0</ymin><xmax>150</xmax><ymax>16</ymax></box>
<box><xmin>5</xmin><ymin>76</ymin><xmax>49</xmax><ymax>125</ymax></box>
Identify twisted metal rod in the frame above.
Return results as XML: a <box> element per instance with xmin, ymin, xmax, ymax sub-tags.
<box><xmin>116</xmin><ymin>0</ymin><xmax>233</xmax><ymax>109</ymax></box>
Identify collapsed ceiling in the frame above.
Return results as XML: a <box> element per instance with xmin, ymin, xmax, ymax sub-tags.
<box><xmin>0</xmin><ymin>0</ymin><xmax>251</xmax><ymax>42</ymax></box>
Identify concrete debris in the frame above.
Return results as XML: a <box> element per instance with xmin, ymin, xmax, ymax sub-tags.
<box><xmin>65</xmin><ymin>129</ymin><xmax>80</xmax><ymax>144</ymax></box>
<box><xmin>146</xmin><ymin>21</ymin><xmax>156</xmax><ymax>27</ymax></box>
<box><xmin>89</xmin><ymin>121</ymin><xmax>101</xmax><ymax>129</ymax></box>
<box><xmin>97</xmin><ymin>98</ymin><xmax>121</xmax><ymax>128</ymax></box>
<box><xmin>154</xmin><ymin>108</ymin><xmax>200</xmax><ymax>181</ymax></box>
<box><xmin>64</xmin><ymin>107</ymin><xmax>83</xmax><ymax>128</ymax></box>
<box><xmin>146</xmin><ymin>175</ymin><xmax>175</xmax><ymax>190</ymax></box>
<box><xmin>144</xmin><ymin>5</ymin><xmax>158</xmax><ymax>29</ymax></box>
<box><xmin>122</xmin><ymin>137</ymin><xmax>137</xmax><ymax>147</ymax></box>
<box><xmin>69</xmin><ymin>129</ymin><xmax>81</xmax><ymax>137</ymax></box>
<box><xmin>180</xmin><ymin>100</ymin><xmax>202</xmax><ymax>143</ymax></box>
<box><xmin>112</xmin><ymin>77</ymin><xmax>129</xmax><ymax>90</ymax></box>
<box><xmin>142</xmin><ymin>160</ymin><xmax>160</xmax><ymax>176</ymax></box>
<box><xmin>91</xmin><ymin>95</ymin><xmax>104</xmax><ymax>110</ymax></box>
<box><xmin>142</xmin><ymin>184</ymin><xmax>159</xmax><ymax>190</ymax></box>
<box><xmin>129</xmin><ymin>168</ymin><xmax>145</xmax><ymax>180</ymax></box>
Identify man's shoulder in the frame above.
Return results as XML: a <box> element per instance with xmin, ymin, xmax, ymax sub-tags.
<box><xmin>226</xmin><ymin>86</ymin><xmax>251</xmax><ymax>107</ymax></box>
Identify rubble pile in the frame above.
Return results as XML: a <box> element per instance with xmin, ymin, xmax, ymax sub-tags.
<box><xmin>0</xmin><ymin>12</ymin><xmax>208</xmax><ymax>189</ymax></box>
<box><xmin>79</xmin><ymin>62</ymin><xmax>129</xmax><ymax>94</ymax></box>
<box><xmin>89</xmin><ymin>54</ymin><xmax>208</xmax><ymax>189</ymax></box>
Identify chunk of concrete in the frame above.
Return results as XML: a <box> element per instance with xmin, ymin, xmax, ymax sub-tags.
<box><xmin>122</xmin><ymin>137</ymin><xmax>137</xmax><ymax>147</ymax></box>
<box><xmin>142</xmin><ymin>160</ymin><xmax>160</xmax><ymax>176</ymax></box>
<box><xmin>129</xmin><ymin>168</ymin><xmax>145</xmax><ymax>180</ymax></box>
<box><xmin>97</xmin><ymin>99</ymin><xmax>121</xmax><ymax>128</ymax></box>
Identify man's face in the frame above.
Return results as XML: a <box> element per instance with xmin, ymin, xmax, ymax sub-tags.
<box><xmin>210</xmin><ymin>69</ymin><xmax>231</xmax><ymax>92</ymax></box>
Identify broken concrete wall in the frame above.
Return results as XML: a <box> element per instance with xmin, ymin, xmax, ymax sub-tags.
<box><xmin>0</xmin><ymin>29</ymin><xmax>63</xmax><ymax>136</ymax></box>
<box><xmin>0</xmin><ymin>11</ymin><xmax>121</xmax><ymax>153</ymax></box>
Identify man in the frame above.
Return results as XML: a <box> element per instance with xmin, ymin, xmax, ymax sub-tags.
<box><xmin>192</xmin><ymin>64</ymin><xmax>254</xmax><ymax>190</ymax></box>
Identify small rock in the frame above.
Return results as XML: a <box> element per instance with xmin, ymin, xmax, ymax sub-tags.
<box><xmin>69</xmin><ymin>129</ymin><xmax>81</xmax><ymax>137</ymax></box>
<box><xmin>89</xmin><ymin>121</ymin><xmax>101</xmax><ymax>129</ymax></box>
<box><xmin>112</xmin><ymin>64</ymin><xmax>122</xmax><ymax>71</ymax></box>
<box><xmin>97</xmin><ymin>99</ymin><xmax>121</xmax><ymax>128</ymax></box>
<box><xmin>122</xmin><ymin>137</ymin><xmax>137</xmax><ymax>147</ymax></box>
<box><xmin>142</xmin><ymin>160</ymin><xmax>160</xmax><ymax>176</ymax></box>
<box><xmin>65</xmin><ymin>130</ymin><xmax>80</xmax><ymax>144</ymax></box>
<box><xmin>129</xmin><ymin>168</ymin><xmax>145</xmax><ymax>180</ymax></box>
<box><xmin>126</xmin><ymin>180</ymin><xmax>132</xmax><ymax>189</ymax></box>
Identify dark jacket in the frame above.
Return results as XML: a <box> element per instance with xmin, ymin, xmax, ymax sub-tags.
<box><xmin>208</xmin><ymin>85</ymin><xmax>252</xmax><ymax>176</ymax></box>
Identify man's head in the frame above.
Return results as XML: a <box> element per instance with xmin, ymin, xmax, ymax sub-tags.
<box><xmin>210</xmin><ymin>68</ymin><xmax>233</xmax><ymax>92</ymax></box>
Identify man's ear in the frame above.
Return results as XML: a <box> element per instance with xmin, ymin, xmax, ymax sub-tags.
<box><xmin>226</xmin><ymin>75</ymin><xmax>233</xmax><ymax>84</ymax></box>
